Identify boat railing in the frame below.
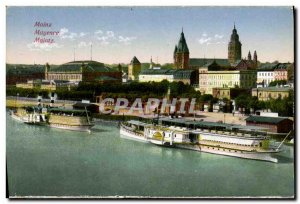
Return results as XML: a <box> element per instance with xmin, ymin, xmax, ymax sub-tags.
<box><xmin>121</xmin><ymin>123</ymin><xmax>144</xmax><ymax>136</ymax></box>
<box><xmin>192</xmin><ymin>128</ymin><xmax>268</xmax><ymax>139</ymax></box>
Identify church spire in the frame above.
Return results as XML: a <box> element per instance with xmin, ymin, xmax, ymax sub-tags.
<box><xmin>248</xmin><ymin>50</ymin><xmax>252</xmax><ymax>61</ymax></box>
<box><xmin>253</xmin><ymin>50</ymin><xmax>258</xmax><ymax>67</ymax></box>
<box><xmin>173</xmin><ymin>29</ymin><xmax>190</xmax><ymax>69</ymax></box>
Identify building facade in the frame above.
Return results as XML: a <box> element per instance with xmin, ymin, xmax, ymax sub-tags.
<box><xmin>274</xmin><ymin>63</ymin><xmax>289</xmax><ymax>81</ymax></box>
<box><xmin>198</xmin><ymin>61</ymin><xmax>256</xmax><ymax>94</ymax></box>
<box><xmin>245</xmin><ymin>115</ymin><xmax>293</xmax><ymax>133</ymax></box>
<box><xmin>252</xmin><ymin>87</ymin><xmax>292</xmax><ymax>101</ymax></box>
<box><xmin>139</xmin><ymin>69</ymin><xmax>175</xmax><ymax>82</ymax></box>
<box><xmin>128</xmin><ymin>56</ymin><xmax>141</xmax><ymax>81</ymax></box>
<box><xmin>6</xmin><ymin>64</ymin><xmax>45</xmax><ymax>85</ymax></box>
<box><xmin>212</xmin><ymin>87</ymin><xmax>250</xmax><ymax>100</ymax></box>
<box><xmin>139</xmin><ymin>69</ymin><xmax>198</xmax><ymax>85</ymax></box>
<box><xmin>256</xmin><ymin>63</ymin><xmax>290</xmax><ymax>87</ymax></box>
<box><xmin>45</xmin><ymin>60</ymin><xmax>122</xmax><ymax>83</ymax></box>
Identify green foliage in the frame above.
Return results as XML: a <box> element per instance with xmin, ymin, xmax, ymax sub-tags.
<box><xmin>199</xmin><ymin>94</ymin><xmax>213</xmax><ymax>102</ymax></box>
<box><xmin>269</xmin><ymin>80</ymin><xmax>287</xmax><ymax>87</ymax></box>
<box><xmin>234</xmin><ymin>93</ymin><xmax>293</xmax><ymax>116</ymax></box>
<box><xmin>6</xmin><ymin>87</ymin><xmax>49</xmax><ymax>98</ymax></box>
<box><xmin>234</xmin><ymin>94</ymin><xmax>249</xmax><ymax>109</ymax></box>
<box><xmin>7</xmin><ymin>80</ymin><xmax>202</xmax><ymax>103</ymax></box>
<box><xmin>160</xmin><ymin>63</ymin><xmax>174</xmax><ymax>69</ymax></box>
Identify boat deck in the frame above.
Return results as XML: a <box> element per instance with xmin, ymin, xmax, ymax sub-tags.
<box><xmin>199</xmin><ymin>140</ymin><xmax>276</xmax><ymax>153</ymax></box>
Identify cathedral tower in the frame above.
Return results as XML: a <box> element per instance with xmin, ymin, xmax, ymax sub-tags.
<box><xmin>174</xmin><ymin>29</ymin><xmax>190</xmax><ymax>69</ymax></box>
<box><xmin>253</xmin><ymin>50</ymin><xmax>258</xmax><ymax>67</ymax></box>
<box><xmin>248</xmin><ymin>51</ymin><xmax>252</xmax><ymax>61</ymax></box>
<box><xmin>228</xmin><ymin>24</ymin><xmax>242</xmax><ymax>64</ymax></box>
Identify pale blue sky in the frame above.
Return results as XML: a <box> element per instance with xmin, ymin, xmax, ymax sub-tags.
<box><xmin>6</xmin><ymin>6</ymin><xmax>294</xmax><ymax>64</ymax></box>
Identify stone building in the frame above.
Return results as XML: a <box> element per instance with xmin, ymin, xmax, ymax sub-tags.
<box><xmin>128</xmin><ymin>56</ymin><xmax>141</xmax><ymax>81</ymax></box>
<box><xmin>198</xmin><ymin>60</ymin><xmax>257</xmax><ymax>94</ymax></box>
<box><xmin>45</xmin><ymin>60</ymin><xmax>122</xmax><ymax>83</ymax></box>
<box><xmin>274</xmin><ymin>63</ymin><xmax>289</xmax><ymax>81</ymax></box>
<box><xmin>174</xmin><ymin>25</ymin><xmax>258</xmax><ymax>71</ymax></box>
<box><xmin>212</xmin><ymin>87</ymin><xmax>250</xmax><ymax>100</ymax></box>
<box><xmin>139</xmin><ymin>69</ymin><xmax>198</xmax><ymax>85</ymax></box>
<box><xmin>173</xmin><ymin>29</ymin><xmax>190</xmax><ymax>69</ymax></box>
<box><xmin>256</xmin><ymin>63</ymin><xmax>290</xmax><ymax>87</ymax></box>
<box><xmin>6</xmin><ymin>64</ymin><xmax>45</xmax><ymax>85</ymax></box>
<box><xmin>245</xmin><ymin>115</ymin><xmax>293</xmax><ymax>133</ymax></box>
<box><xmin>256</xmin><ymin>63</ymin><xmax>277</xmax><ymax>87</ymax></box>
<box><xmin>228</xmin><ymin>24</ymin><xmax>242</xmax><ymax>64</ymax></box>
<box><xmin>252</xmin><ymin>87</ymin><xmax>292</xmax><ymax>101</ymax></box>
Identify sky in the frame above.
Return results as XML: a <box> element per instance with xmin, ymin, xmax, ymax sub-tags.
<box><xmin>6</xmin><ymin>6</ymin><xmax>294</xmax><ymax>65</ymax></box>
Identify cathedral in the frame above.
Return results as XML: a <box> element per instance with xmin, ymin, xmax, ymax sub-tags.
<box><xmin>173</xmin><ymin>29</ymin><xmax>190</xmax><ymax>69</ymax></box>
<box><xmin>228</xmin><ymin>24</ymin><xmax>242</xmax><ymax>64</ymax></box>
<box><xmin>173</xmin><ymin>25</ymin><xmax>258</xmax><ymax>70</ymax></box>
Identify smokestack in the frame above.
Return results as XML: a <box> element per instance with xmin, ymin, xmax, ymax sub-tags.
<box><xmin>50</xmin><ymin>92</ymin><xmax>55</xmax><ymax>107</ymax></box>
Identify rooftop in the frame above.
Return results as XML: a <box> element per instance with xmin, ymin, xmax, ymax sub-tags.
<box><xmin>252</xmin><ymin>87</ymin><xmax>293</xmax><ymax>92</ymax></box>
<box><xmin>140</xmin><ymin>69</ymin><xmax>196</xmax><ymax>79</ymax></box>
<box><xmin>245</xmin><ymin>115</ymin><xmax>291</xmax><ymax>124</ymax></box>
<box><xmin>48</xmin><ymin>60</ymin><xmax>113</xmax><ymax>73</ymax></box>
<box><xmin>189</xmin><ymin>58</ymin><xmax>231</xmax><ymax>67</ymax></box>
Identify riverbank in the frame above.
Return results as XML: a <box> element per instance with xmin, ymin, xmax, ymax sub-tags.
<box><xmin>6</xmin><ymin>112</ymin><xmax>295</xmax><ymax>198</ymax></box>
<box><xmin>6</xmin><ymin>97</ymin><xmax>75</xmax><ymax>109</ymax></box>
<box><xmin>5</xmin><ymin>97</ymin><xmax>293</xmax><ymax>140</ymax></box>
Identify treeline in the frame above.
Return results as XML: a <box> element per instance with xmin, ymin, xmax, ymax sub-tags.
<box><xmin>6</xmin><ymin>80</ymin><xmax>204</xmax><ymax>102</ymax></box>
<box><xmin>235</xmin><ymin>94</ymin><xmax>294</xmax><ymax>117</ymax></box>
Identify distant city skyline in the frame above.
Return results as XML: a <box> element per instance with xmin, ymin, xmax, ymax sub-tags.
<box><xmin>6</xmin><ymin>6</ymin><xmax>294</xmax><ymax>65</ymax></box>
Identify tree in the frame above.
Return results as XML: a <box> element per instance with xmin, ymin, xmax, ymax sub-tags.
<box><xmin>269</xmin><ymin>80</ymin><xmax>287</xmax><ymax>87</ymax></box>
<box><xmin>235</xmin><ymin>94</ymin><xmax>249</xmax><ymax>109</ymax></box>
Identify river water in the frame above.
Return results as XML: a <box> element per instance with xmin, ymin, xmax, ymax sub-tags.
<box><xmin>6</xmin><ymin>113</ymin><xmax>294</xmax><ymax>198</ymax></box>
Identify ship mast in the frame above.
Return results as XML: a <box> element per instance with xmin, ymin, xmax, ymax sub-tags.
<box><xmin>276</xmin><ymin>131</ymin><xmax>292</xmax><ymax>151</ymax></box>
<box><xmin>84</xmin><ymin>106</ymin><xmax>90</xmax><ymax>125</ymax></box>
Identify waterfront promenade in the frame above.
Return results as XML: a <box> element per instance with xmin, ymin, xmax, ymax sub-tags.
<box><xmin>6</xmin><ymin>97</ymin><xmax>247</xmax><ymax>125</ymax></box>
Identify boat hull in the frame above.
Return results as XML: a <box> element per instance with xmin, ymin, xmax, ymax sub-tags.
<box><xmin>10</xmin><ymin>111</ymin><xmax>94</xmax><ymax>132</ymax></box>
<box><xmin>120</xmin><ymin>125</ymin><xmax>149</xmax><ymax>143</ymax></box>
<box><xmin>10</xmin><ymin>113</ymin><xmax>26</xmax><ymax>123</ymax></box>
<box><xmin>175</xmin><ymin>144</ymin><xmax>279</xmax><ymax>163</ymax></box>
<box><xmin>119</xmin><ymin>122</ymin><xmax>280</xmax><ymax>163</ymax></box>
<box><xmin>48</xmin><ymin>123</ymin><xmax>94</xmax><ymax>132</ymax></box>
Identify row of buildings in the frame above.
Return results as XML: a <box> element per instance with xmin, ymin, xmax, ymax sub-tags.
<box><xmin>13</xmin><ymin>60</ymin><xmax>123</xmax><ymax>90</ymax></box>
<box><xmin>126</xmin><ymin>25</ymin><xmax>293</xmax><ymax>100</ymax></box>
<box><xmin>9</xmin><ymin>24</ymin><xmax>293</xmax><ymax>102</ymax></box>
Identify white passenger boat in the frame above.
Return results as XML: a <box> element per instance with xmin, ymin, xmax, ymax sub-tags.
<box><xmin>119</xmin><ymin>119</ymin><xmax>286</xmax><ymax>163</ymax></box>
<box><xmin>10</xmin><ymin>107</ymin><xmax>94</xmax><ymax>132</ymax></box>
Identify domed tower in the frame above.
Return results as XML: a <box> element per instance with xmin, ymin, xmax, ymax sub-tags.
<box><xmin>174</xmin><ymin>29</ymin><xmax>190</xmax><ymax>69</ymax></box>
<box><xmin>228</xmin><ymin>24</ymin><xmax>242</xmax><ymax>64</ymax></box>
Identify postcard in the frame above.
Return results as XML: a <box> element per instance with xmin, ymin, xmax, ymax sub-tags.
<box><xmin>6</xmin><ymin>6</ymin><xmax>295</xmax><ymax>199</ymax></box>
